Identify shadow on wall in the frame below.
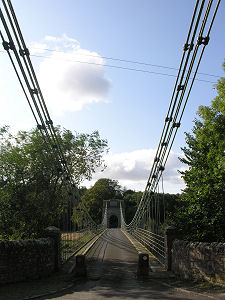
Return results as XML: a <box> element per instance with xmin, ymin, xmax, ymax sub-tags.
<box><xmin>172</xmin><ymin>240</ymin><xmax>225</xmax><ymax>285</ymax></box>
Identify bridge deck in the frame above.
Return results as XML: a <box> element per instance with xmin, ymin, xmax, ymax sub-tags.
<box><xmin>86</xmin><ymin>228</ymin><xmax>138</xmax><ymax>281</ymax></box>
<box><xmin>3</xmin><ymin>229</ymin><xmax>221</xmax><ymax>299</ymax></box>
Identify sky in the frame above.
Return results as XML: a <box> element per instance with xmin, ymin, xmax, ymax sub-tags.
<box><xmin>0</xmin><ymin>0</ymin><xmax>224</xmax><ymax>193</ymax></box>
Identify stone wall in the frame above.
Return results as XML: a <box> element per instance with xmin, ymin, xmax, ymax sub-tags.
<box><xmin>0</xmin><ymin>238</ymin><xmax>56</xmax><ymax>284</ymax></box>
<box><xmin>172</xmin><ymin>239</ymin><xmax>225</xmax><ymax>285</ymax></box>
<box><xmin>103</xmin><ymin>200</ymin><xmax>123</xmax><ymax>228</ymax></box>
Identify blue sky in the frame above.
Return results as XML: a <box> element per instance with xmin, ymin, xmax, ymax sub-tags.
<box><xmin>0</xmin><ymin>0</ymin><xmax>224</xmax><ymax>193</ymax></box>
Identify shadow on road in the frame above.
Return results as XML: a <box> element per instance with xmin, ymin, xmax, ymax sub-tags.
<box><xmin>1</xmin><ymin>229</ymin><xmax>224</xmax><ymax>299</ymax></box>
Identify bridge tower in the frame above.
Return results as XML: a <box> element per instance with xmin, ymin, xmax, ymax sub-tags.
<box><xmin>103</xmin><ymin>200</ymin><xmax>124</xmax><ymax>228</ymax></box>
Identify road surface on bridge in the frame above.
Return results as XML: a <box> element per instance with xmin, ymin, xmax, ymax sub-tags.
<box><xmin>36</xmin><ymin>228</ymin><xmax>221</xmax><ymax>300</ymax></box>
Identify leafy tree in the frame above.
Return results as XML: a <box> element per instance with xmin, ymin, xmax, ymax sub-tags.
<box><xmin>123</xmin><ymin>190</ymin><xmax>142</xmax><ymax>223</ymax></box>
<box><xmin>75</xmin><ymin>177</ymin><xmax>180</xmax><ymax>227</ymax></box>
<box><xmin>80</xmin><ymin>178</ymin><xmax>122</xmax><ymax>223</ymax></box>
<box><xmin>122</xmin><ymin>189</ymin><xmax>180</xmax><ymax>226</ymax></box>
<box><xmin>175</xmin><ymin>62</ymin><xmax>225</xmax><ymax>242</ymax></box>
<box><xmin>0</xmin><ymin>126</ymin><xmax>108</xmax><ymax>239</ymax></box>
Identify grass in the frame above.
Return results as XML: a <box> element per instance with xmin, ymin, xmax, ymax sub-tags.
<box><xmin>61</xmin><ymin>230</ymin><xmax>96</xmax><ymax>261</ymax></box>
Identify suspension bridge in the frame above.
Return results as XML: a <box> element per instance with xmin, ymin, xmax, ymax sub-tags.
<box><xmin>0</xmin><ymin>0</ymin><xmax>224</xmax><ymax>298</ymax></box>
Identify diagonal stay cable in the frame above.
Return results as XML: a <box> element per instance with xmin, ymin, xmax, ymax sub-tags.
<box><xmin>3</xmin><ymin>0</ymin><xmax>73</xmax><ymax>180</ymax></box>
<box><xmin>147</xmin><ymin>0</ymin><xmax>206</xmax><ymax>194</ymax></box>
<box><xmin>5</xmin><ymin>0</ymin><xmax>71</xmax><ymax>175</ymax></box>
<box><xmin>0</xmin><ymin>7</ymin><xmax>63</xmax><ymax>174</ymax></box>
<box><xmin>1</xmin><ymin>0</ymin><xmax>98</xmax><ymax>229</ymax></box>
<box><xmin>143</xmin><ymin>0</ymin><xmax>210</xmax><ymax>195</ymax></box>
<box><xmin>141</xmin><ymin>0</ymin><xmax>203</xmax><ymax>198</ymax></box>
<box><xmin>124</xmin><ymin>0</ymin><xmax>221</xmax><ymax>231</ymax></box>
<box><xmin>150</xmin><ymin>0</ymin><xmax>218</xmax><ymax>194</ymax></box>
<box><xmin>142</xmin><ymin>0</ymin><xmax>219</xmax><ymax>228</ymax></box>
<box><xmin>160</xmin><ymin>0</ymin><xmax>221</xmax><ymax>182</ymax></box>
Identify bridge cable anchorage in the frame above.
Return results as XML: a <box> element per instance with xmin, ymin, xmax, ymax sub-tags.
<box><xmin>1</xmin><ymin>0</ymin><xmax>106</xmax><ymax>263</ymax></box>
<box><xmin>121</xmin><ymin>0</ymin><xmax>221</xmax><ymax>266</ymax></box>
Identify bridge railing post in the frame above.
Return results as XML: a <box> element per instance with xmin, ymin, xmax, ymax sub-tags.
<box><xmin>164</xmin><ymin>226</ymin><xmax>177</xmax><ymax>271</ymax></box>
<box><xmin>44</xmin><ymin>226</ymin><xmax>61</xmax><ymax>271</ymax></box>
<box><xmin>137</xmin><ymin>253</ymin><xmax>149</xmax><ymax>277</ymax></box>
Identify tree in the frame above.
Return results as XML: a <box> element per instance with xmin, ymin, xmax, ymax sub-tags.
<box><xmin>0</xmin><ymin>126</ymin><xmax>108</xmax><ymax>239</ymax></box>
<box><xmin>80</xmin><ymin>178</ymin><xmax>122</xmax><ymax>223</ymax></box>
<box><xmin>123</xmin><ymin>190</ymin><xmax>142</xmax><ymax>223</ymax></box>
<box><xmin>175</xmin><ymin>62</ymin><xmax>225</xmax><ymax>242</ymax></box>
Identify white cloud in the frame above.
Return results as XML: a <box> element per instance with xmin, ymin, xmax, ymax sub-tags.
<box><xmin>28</xmin><ymin>34</ymin><xmax>112</xmax><ymax>115</ymax></box>
<box><xmin>0</xmin><ymin>59</ymin><xmax>35</xmax><ymax>132</ymax></box>
<box><xmin>45</xmin><ymin>35</ymin><xmax>60</xmax><ymax>42</ymax></box>
<box><xmin>83</xmin><ymin>149</ymin><xmax>187</xmax><ymax>194</ymax></box>
<box><xmin>0</xmin><ymin>92</ymin><xmax>35</xmax><ymax>133</ymax></box>
<box><xmin>44</xmin><ymin>34</ymin><xmax>79</xmax><ymax>46</ymax></box>
<box><xmin>0</xmin><ymin>65</ymin><xmax>6</xmax><ymax>88</ymax></box>
<box><xmin>28</xmin><ymin>42</ymin><xmax>48</xmax><ymax>55</ymax></box>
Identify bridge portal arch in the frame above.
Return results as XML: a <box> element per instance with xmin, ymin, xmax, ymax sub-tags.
<box><xmin>103</xmin><ymin>199</ymin><xmax>124</xmax><ymax>228</ymax></box>
<box><xmin>109</xmin><ymin>215</ymin><xmax>118</xmax><ymax>228</ymax></box>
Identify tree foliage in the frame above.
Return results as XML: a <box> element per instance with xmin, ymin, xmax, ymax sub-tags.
<box><xmin>0</xmin><ymin>126</ymin><xmax>108</xmax><ymax>239</ymax></box>
<box><xmin>78</xmin><ymin>178</ymin><xmax>180</xmax><ymax>226</ymax></box>
<box><xmin>123</xmin><ymin>191</ymin><xmax>180</xmax><ymax>226</ymax></box>
<box><xmin>80</xmin><ymin>178</ymin><xmax>122</xmax><ymax>223</ymax></box>
<box><xmin>122</xmin><ymin>189</ymin><xmax>142</xmax><ymax>223</ymax></box>
<box><xmin>175</xmin><ymin>62</ymin><xmax>225</xmax><ymax>242</ymax></box>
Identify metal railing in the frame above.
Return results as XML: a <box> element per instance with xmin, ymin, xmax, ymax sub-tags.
<box><xmin>131</xmin><ymin>228</ymin><xmax>165</xmax><ymax>265</ymax></box>
<box><xmin>120</xmin><ymin>201</ymin><xmax>166</xmax><ymax>266</ymax></box>
<box><xmin>61</xmin><ymin>200</ymin><xmax>108</xmax><ymax>263</ymax></box>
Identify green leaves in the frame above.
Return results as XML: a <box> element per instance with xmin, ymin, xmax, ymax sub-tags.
<box><xmin>175</xmin><ymin>61</ymin><xmax>225</xmax><ymax>242</ymax></box>
<box><xmin>0</xmin><ymin>126</ymin><xmax>108</xmax><ymax>239</ymax></box>
<box><xmin>81</xmin><ymin>178</ymin><xmax>122</xmax><ymax>223</ymax></box>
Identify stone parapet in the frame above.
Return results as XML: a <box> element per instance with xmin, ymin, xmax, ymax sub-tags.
<box><xmin>172</xmin><ymin>240</ymin><xmax>225</xmax><ymax>285</ymax></box>
<box><xmin>0</xmin><ymin>238</ymin><xmax>55</xmax><ymax>284</ymax></box>
<box><xmin>0</xmin><ymin>226</ymin><xmax>61</xmax><ymax>284</ymax></box>
<box><xmin>44</xmin><ymin>226</ymin><xmax>61</xmax><ymax>271</ymax></box>
<box><xmin>165</xmin><ymin>226</ymin><xmax>177</xmax><ymax>271</ymax></box>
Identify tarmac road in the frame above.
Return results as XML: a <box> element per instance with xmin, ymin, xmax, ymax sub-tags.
<box><xmin>37</xmin><ymin>229</ymin><xmax>224</xmax><ymax>300</ymax></box>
